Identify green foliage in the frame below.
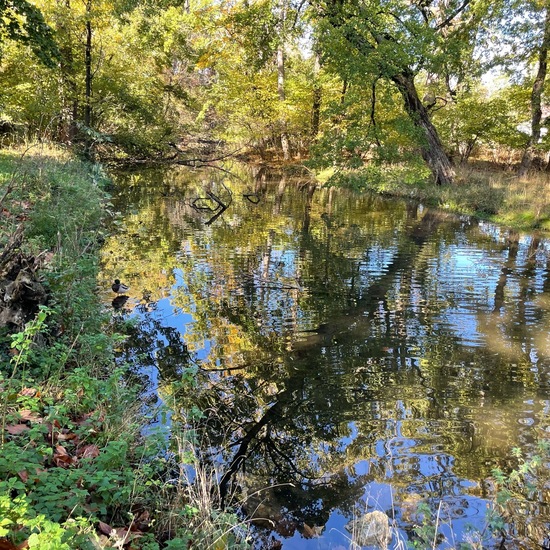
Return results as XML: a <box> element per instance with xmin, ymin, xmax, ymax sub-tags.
<box><xmin>434</xmin><ymin>89</ymin><xmax>522</xmax><ymax>161</ymax></box>
<box><xmin>8</xmin><ymin>305</ymin><xmax>50</xmax><ymax>375</ymax></box>
<box><xmin>312</xmin><ymin>0</ymin><xmax>484</xmax><ymax>84</ymax></box>
<box><xmin>0</xmin><ymin>439</ymin><xmax>138</xmax><ymax>543</ymax></box>
<box><xmin>224</xmin><ymin>0</ymin><xmax>279</xmax><ymax>71</ymax></box>
<box><xmin>0</xmin><ymin>149</ymin><xmax>125</xmax><ymax>543</ymax></box>
<box><xmin>0</xmin><ymin>486</ymin><xmax>86</xmax><ymax>549</ymax></box>
<box><xmin>0</xmin><ymin>152</ymin><xmax>115</xmax><ymax>376</ymax></box>
<box><xmin>163</xmin><ymin>537</ymin><xmax>192</xmax><ymax>549</ymax></box>
<box><xmin>0</xmin><ymin>0</ymin><xmax>60</xmax><ymax>67</ymax></box>
<box><xmin>486</xmin><ymin>439</ymin><xmax>550</xmax><ymax>546</ymax></box>
<box><xmin>308</xmin><ymin>75</ymin><xmax>427</xmax><ymax>172</ymax></box>
<box><xmin>410</xmin><ymin>502</ymin><xmax>438</xmax><ymax>548</ymax></box>
<box><xmin>320</xmin><ymin>161</ymin><xmax>431</xmax><ymax>196</ymax></box>
<box><xmin>439</xmin><ymin>178</ymin><xmax>506</xmax><ymax>216</ymax></box>
<box><xmin>26</xmin><ymin>159</ymin><xmax>108</xmax><ymax>247</ymax></box>
<box><xmin>492</xmin><ymin>440</ymin><xmax>550</xmax><ymax>498</ymax></box>
<box><xmin>92</xmin><ymin>3</ymin><xmax>200</xmax><ymax>156</ymax></box>
<box><xmin>0</xmin><ymin>0</ymin><xmax>200</xmax><ymax>155</ymax></box>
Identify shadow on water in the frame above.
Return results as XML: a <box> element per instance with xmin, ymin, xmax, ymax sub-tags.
<box><xmin>100</xmin><ymin>162</ymin><xmax>550</xmax><ymax>548</ymax></box>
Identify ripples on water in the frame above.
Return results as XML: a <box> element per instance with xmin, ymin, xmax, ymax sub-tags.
<box><xmin>101</xmin><ymin>165</ymin><xmax>550</xmax><ymax>549</ymax></box>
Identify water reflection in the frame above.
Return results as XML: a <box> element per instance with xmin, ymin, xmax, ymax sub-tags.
<box><xmin>100</xmin><ymin>163</ymin><xmax>550</xmax><ymax>548</ymax></box>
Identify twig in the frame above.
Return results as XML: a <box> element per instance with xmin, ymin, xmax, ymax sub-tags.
<box><xmin>436</xmin><ymin>0</ymin><xmax>471</xmax><ymax>30</ymax></box>
<box><xmin>0</xmin><ymin>179</ymin><xmax>15</xmax><ymax>210</ymax></box>
<box><xmin>204</xmin><ymin>192</ymin><xmax>229</xmax><ymax>226</ymax></box>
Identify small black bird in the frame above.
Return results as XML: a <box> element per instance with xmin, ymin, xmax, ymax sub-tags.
<box><xmin>112</xmin><ymin>279</ymin><xmax>129</xmax><ymax>293</ymax></box>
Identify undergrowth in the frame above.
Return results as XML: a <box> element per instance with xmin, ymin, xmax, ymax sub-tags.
<box><xmin>0</xmin><ymin>143</ymin><xmax>249</xmax><ymax>549</ymax></box>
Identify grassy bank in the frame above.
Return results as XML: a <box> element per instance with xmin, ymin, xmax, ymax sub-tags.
<box><xmin>317</xmin><ymin>160</ymin><xmax>550</xmax><ymax>233</ymax></box>
<box><xmin>0</xmin><ymin>145</ymin><xmax>248</xmax><ymax>549</ymax></box>
<box><xmin>0</xmin><ymin>144</ymin><xmax>146</xmax><ymax>548</ymax></box>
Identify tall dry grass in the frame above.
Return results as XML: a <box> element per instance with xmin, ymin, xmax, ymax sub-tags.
<box><xmin>451</xmin><ymin>163</ymin><xmax>550</xmax><ymax>230</ymax></box>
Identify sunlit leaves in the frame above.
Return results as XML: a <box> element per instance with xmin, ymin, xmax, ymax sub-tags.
<box><xmin>224</xmin><ymin>0</ymin><xmax>279</xmax><ymax>71</ymax></box>
<box><xmin>0</xmin><ymin>0</ymin><xmax>202</xmax><ymax>152</ymax></box>
<box><xmin>0</xmin><ymin>0</ymin><xmax>60</xmax><ymax>66</ymax></box>
<box><xmin>433</xmin><ymin>86</ymin><xmax>524</xmax><ymax>159</ymax></box>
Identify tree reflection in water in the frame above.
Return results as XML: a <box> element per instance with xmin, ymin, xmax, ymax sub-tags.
<box><xmin>102</xmin><ymin>164</ymin><xmax>550</xmax><ymax>548</ymax></box>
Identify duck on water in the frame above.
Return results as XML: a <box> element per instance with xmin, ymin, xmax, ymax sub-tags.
<box><xmin>111</xmin><ymin>279</ymin><xmax>129</xmax><ymax>294</ymax></box>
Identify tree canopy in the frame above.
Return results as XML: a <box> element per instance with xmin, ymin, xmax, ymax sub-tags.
<box><xmin>0</xmin><ymin>0</ymin><xmax>548</xmax><ymax>182</ymax></box>
<box><xmin>0</xmin><ymin>0</ymin><xmax>59</xmax><ymax>65</ymax></box>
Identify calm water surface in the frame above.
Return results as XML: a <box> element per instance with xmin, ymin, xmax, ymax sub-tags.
<box><xmin>100</xmin><ymin>163</ymin><xmax>550</xmax><ymax>549</ymax></box>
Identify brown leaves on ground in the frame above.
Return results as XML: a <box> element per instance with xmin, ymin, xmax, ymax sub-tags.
<box><xmin>18</xmin><ymin>409</ymin><xmax>43</xmax><ymax>422</ymax></box>
<box><xmin>3</xmin><ymin>389</ymin><xmax>44</xmax><ymax>436</ymax></box>
<box><xmin>78</xmin><ymin>444</ymin><xmax>100</xmax><ymax>459</ymax></box>
<box><xmin>5</xmin><ymin>424</ymin><xmax>30</xmax><ymax>435</ymax></box>
<box><xmin>53</xmin><ymin>444</ymin><xmax>77</xmax><ymax>467</ymax></box>
<box><xmin>0</xmin><ymin>539</ymin><xmax>28</xmax><ymax>550</ymax></box>
<box><xmin>4</xmin><ymin>398</ymin><xmax>106</xmax><ymax>470</ymax></box>
<box><xmin>97</xmin><ymin>513</ymin><xmax>152</xmax><ymax>549</ymax></box>
<box><xmin>19</xmin><ymin>388</ymin><xmax>38</xmax><ymax>397</ymax></box>
<box><xmin>2</xmin><ymin>395</ymin><xmax>152</xmax><ymax>549</ymax></box>
<box><xmin>51</xmin><ymin>439</ymin><xmax>100</xmax><ymax>468</ymax></box>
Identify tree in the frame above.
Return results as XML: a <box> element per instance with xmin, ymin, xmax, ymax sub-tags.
<box><xmin>309</xmin><ymin>0</ymin><xmax>493</xmax><ymax>184</ymax></box>
<box><xmin>518</xmin><ymin>1</ymin><xmax>550</xmax><ymax>175</ymax></box>
<box><xmin>197</xmin><ymin>0</ymin><xmax>315</xmax><ymax>157</ymax></box>
<box><xmin>34</xmin><ymin>0</ymin><xmax>115</xmax><ymax>150</ymax></box>
<box><xmin>0</xmin><ymin>0</ymin><xmax>59</xmax><ymax>66</ymax></box>
<box><xmin>434</xmin><ymin>87</ymin><xmax>516</xmax><ymax>163</ymax></box>
<box><xmin>1</xmin><ymin>0</ymin><xmax>199</xmax><ymax>153</ymax></box>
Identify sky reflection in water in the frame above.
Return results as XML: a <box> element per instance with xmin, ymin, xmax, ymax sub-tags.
<box><xmin>101</xmin><ymin>164</ymin><xmax>550</xmax><ymax>548</ymax></box>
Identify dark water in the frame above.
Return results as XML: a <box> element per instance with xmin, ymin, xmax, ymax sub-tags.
<box><xmin>100</xmin><ymin>163</ymin><xmax>550</xmax><ymax>549</ymax></box>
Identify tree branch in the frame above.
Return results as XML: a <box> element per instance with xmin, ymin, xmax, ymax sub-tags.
<box><xmin>436</xmin><ymin>0</ymin><xmax>470</xmax><ymax>30</ymax></box>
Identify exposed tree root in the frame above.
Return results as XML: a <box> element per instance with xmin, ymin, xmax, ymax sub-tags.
<box><xmin>0</xmin><ymin>226</ymin><xmax>47</xmax><ymax>329</ymax></box>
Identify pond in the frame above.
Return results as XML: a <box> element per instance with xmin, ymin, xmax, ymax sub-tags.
<box><xmin>99</xmin><ymin>162</ymin><xmax>550</xmax><ymax>549</ymax></box>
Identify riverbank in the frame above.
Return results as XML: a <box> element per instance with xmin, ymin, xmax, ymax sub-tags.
<box><xmin>0</xmin><ymin>144</ymin><xmax>144</xmax><ymax>548</ymax></box>
<box><xmin>314</xmin><ymin>160</ymin><xmax>550</xmax><ymax>233</ymax></box>
<box><xmin>0</xmin><ymin>144</ymin><xmax>248</xmax><ymax>549</ymax></box>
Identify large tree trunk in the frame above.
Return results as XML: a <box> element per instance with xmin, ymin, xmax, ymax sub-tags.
<box><xmin>392</xmin><ymin>72</ymin><xmax>455</xmax><ymax>185</ymax></box>
<box><xmin>518</xmin><ymin>3</ymin><xmax>550</xmax><ymax>177</ymax></box>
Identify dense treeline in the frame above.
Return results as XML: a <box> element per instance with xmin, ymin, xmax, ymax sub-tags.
<box><xmin>1</xmin><ymin>0</ymin><xmax>549</xmax><ymax>183</ymax></box>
